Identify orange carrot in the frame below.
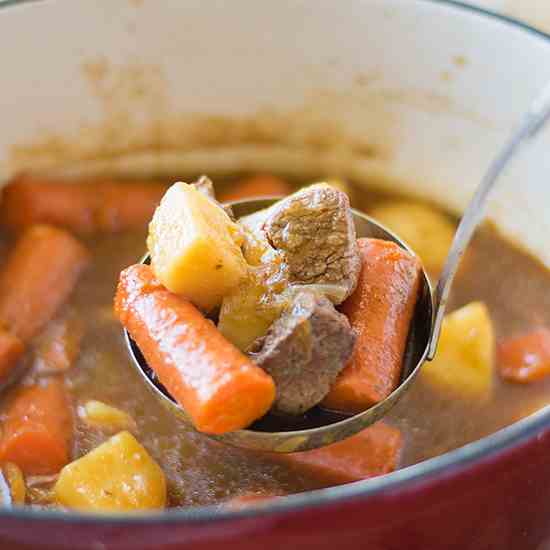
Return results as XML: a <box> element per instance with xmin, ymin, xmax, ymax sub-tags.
<box><xmin>0</xmin><ymin>378</ymin><xmax>73</xmax><ymax>475</ymax></box>
<box><xmin>0</xmin><ymin>329</ymin><xmax>24</xmax><ymax>381</ymax></box>
<box><xmin>276</xmin><ymin>422</ymin><xmax>402</xmax><ymax>485</ymax></box>
<box><xmin>1</xmin><ymin>175</ymin><xmax>166</xmax><ymax>234</ymax></box>
<box><xmin>114</xmin><ymin>264</ymin><xmax>276</xmax><ymax>434</ymax></box>
<box><xmin>0</xmin><ymin>225</ymin><xmax>90</xmax><ymax>343</ymax></box>
<box><xmin>32</xmin><ymin>314</ymin><xmax>85</xmax><ymax>374</ymax></box>
<box><xmin>323</xmin><ymin>238</ymin><xmax>422</xmax><ymax>413</ymax></box>
<box><xmin>497</xmin><ymin>328</ymin><xmax>550</xmax><ymax>384</ymax></box>
<box><xmin>220</xmin><ymin>175</ymin><xmax>292</xmax><ymax>203</ymax></box>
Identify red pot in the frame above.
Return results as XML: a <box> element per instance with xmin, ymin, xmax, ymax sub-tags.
<box><xmin>1</xmin><ymin>1</ymin><xmax>550</xmax><ymax>548</ymax></box>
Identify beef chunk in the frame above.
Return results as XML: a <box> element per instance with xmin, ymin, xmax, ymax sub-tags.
<box><xmin>263</xmin><ymin>184</ymin><xmax>360</xmax><ymax>304</ymax></box>
<box><xmin>252</xmin><ymin>290</ymin><xmax>355</xmax><ymax>415</ymax></box>
<box><xmin>192</xmin><ymin>175</ymin><xmax>234</xmax><ymax>219</ymax></box>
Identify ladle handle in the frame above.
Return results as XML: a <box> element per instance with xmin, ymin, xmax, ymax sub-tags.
<box><xmin>427</xmin><ymin>80</ymin><xmax>550</xmax><ymax>360</ymax></box>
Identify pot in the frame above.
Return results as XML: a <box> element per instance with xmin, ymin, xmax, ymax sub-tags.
<box><xmin>1</xmin><ymin>1</ymin><xmax>550</xmax><ymax>549</ymax></box>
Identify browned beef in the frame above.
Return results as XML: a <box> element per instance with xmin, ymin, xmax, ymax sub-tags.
<box><xmin>252</xmin><ymin>290</ymin><xmax>355</xmax><ymax>415</ymax></box>
<box><xmin>263</xmin><ymin>184</ymin><xmax>360</xmax><ymax>304</ymax></box>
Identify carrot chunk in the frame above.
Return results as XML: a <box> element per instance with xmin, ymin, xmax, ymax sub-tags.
<box><xmin>0</xmin><ymin>329</ymin><xmax>24</xmax><ymax>381</ymax></box>
<box><xmin>323</xmin><ymin>238</ymin><xmax>422</xmax><ymax>413</ymax></box>
<box><xmin>1</xmin><ymin>175</ymin><xmax>166</xmax><ymax>234</ymax></box>
<box><xmin>114</xmin><ymin>264</ymin><xmax>276</xmax><ymax>434</ymax></box>
<box><xmin>0</xmin><ymin>225</ymin><xmax>90</xmax><ymax>343</ymax></box>
<box><xmin>31</xmin><ymin>314</ymin><xmax>84</xmax><ymax>374</ymax></box>
<box><xmin>497</xmin><ymin>328</ymin><xmax>550</xmax><ymax>384</ymax></box>
<box><xmin>0</xmin><ymin>378</ymin><xmax>73</xmax><ymax>475</ymax></box>
<box><xmin>220</xmin><ymin>175</ymin><xmax>292</xmax><ymax>203</ymax></box>
<box><xmin>276</xmin><ymin>422</ymin><xmax>402</xmax><ymax>485</ymax></box>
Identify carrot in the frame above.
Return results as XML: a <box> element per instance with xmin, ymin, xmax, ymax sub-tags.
<box><xmin>497</xmin><ymin>328</ymin><xmax>550</xmax><ymax>384</ymax></box>
<box><xmin>32</xmin><ymin>314</ymin><xmax>84</xmax><ymax>374</ymax></box>
<box><xmin>114</xmin><ymin>264</ymin><xmax>276</xmax><ymax>434</ymax></box>
<box><xmin>220</xmin><ymin>175</ymin><xmax>292</xmax><ymax>203</ymax></box>
<box><xmin>0</xmin><ymin>329</ymin><xmax>24</xmax><ymax>381</ymax></box>
<box><xmin>323</xmin><ymin>238</ymin><xmax>422</xmax><ymax>413</ymax></box>
<box><xmin>276</xmin><ymin>422</ymin><xmax>402</xmax><ymax>485</ymax></box>
<box><xmin>0</xmin><ymin>225</ymin><xmax>90</xmax><ymax>343</ymax></box>
<box><xmin>1</xmin><ymin>175</ymin><xmax>166</xmax><ymax>234</ymax></box>
<box><xmin>0</xmin><ymin>378</ymin><xmax>73</xmax><ymax>475</ymax></box>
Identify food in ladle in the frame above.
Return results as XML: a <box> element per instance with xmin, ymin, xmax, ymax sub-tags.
<box><xmin>118</xmin><ymin>178</ymin><xmax>422</xmax><ymax>431</ymax></box>
<box><xmin>114</xmin><ymin>264</ymin><xmax>276</xmax><ymax>434</ymax></box>
<box><xmin>323</xmin><ymin>239</ymin><xmax>422</xmax><ymax>413</ymax></box>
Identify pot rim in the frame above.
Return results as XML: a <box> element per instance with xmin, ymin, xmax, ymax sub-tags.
<box><xmin>1</xmin><ymin>0</ymin><xmax>550</xmax><ymax>525</ymax></box>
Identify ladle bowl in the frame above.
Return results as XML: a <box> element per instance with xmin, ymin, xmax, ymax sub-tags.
<box><xmin>125</xmin><ymin>200</ymin><xmax>433</xmax><ymax>452</ymax></box>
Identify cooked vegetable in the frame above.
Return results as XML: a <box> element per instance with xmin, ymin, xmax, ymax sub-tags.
<box><xmin>421</xmin><ymin>302</ymin><xmax>495</xmax><ymax>400</ymax></box>
<box><xmin>0</xmin><ymin>225</ymin><xmax>90</xmax><ymax>343</ymax></box>
<box><xmin>1</xmin><ymin>175</ymin><xmax>166</xmax><ymax>234</ymax></box>
<box><xmin>115</xmin><ymin>264</ymin><xmax>276</xmax><ymax>434</ymax></box>
<box><xmin>147</xmin><ymin>182</ymin><xmax>248</xmax><ymax>311</ymax></box>
<box><xmin>0</xmin><ymin>378</ymin><xmax>73</xmax><ymax>475</ymax></box>
<box><xmin>497</xmin><ymin>328</ymin><xmax>550</xmax><ymax>384</ymax></box>
<box><xmin>218</xmin><ymin>268</ymin><xmax>287</xmax><ymax>352</ymax></box>
<box><xmin>32</xmin><ymin>313</ymin><xmax>84</xmax><ymax>374</ymax></box>
<box><xmin>80</xmin><ymin>401</ymin><xmax>136</xmax><ymax>432</ymax></box>
<box><xmin>220</xmin><ymin>175</ymin><xmax>292</xmax><ymax>203</ymax></box>
<box><xmin>324</xmin><ymin>238</ymin><xmax>422</xmax><ymax>413</ymax></box>
<box><xmin>0</xmin><ymin>329</ymin><xmax>24</xmax><ymax>381</ymax></box>
<box><xmin>369</xmin><ymin>201</ymin><xmax>455</xmax><ymax>274</ymax></box>
<box><xmin>276</xmin><ymin>422</ymin><xmax>402</xmax><ymax>485</ymax></box>
<box><xmin>2</xmin><ymin>463</ymin><xmax>26</xmax><ymax>505</ymax></box>
<box><xmin>54</xmin><ymin>431</ymin><xmax>166</xmax><ymax>512</ymax></box>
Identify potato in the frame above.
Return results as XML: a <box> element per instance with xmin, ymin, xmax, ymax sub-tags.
<box><xmin>421</xmin><ymin>302</ymin><xmax>495</xmax><ymax>400</ymax></box>
<box><xmin>369</xmin><ymin>201</ymin><xmax>455</xmax><ymax>274</ymax></box>
<box><xmin>54</xmin><ymin>431</ymin><xmax>166</xmax><ymax>512</ymax></box>
<box><xmin>148</xmin><ymin>182</ymin><xmax>248</xmax><ymax>311</ymax></box>
<box><xmin>80</xmin><ymin>401</ymin><xmax>136</xmax><ymax>432</ymax></box>
<box><xmin>218</xmin><ymin>270</ymin><xmax>287</xmax><ymax>352</ymax></box>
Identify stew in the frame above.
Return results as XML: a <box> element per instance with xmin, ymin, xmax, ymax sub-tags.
<box><xmin>0</xmin><ymin>173</ymin><xmax>548</xmax><ymax>512</ymax></box>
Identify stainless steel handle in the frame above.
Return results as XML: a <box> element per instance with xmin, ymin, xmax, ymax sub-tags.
<box><xmin>427</xmin><ymin>80</ymin><xmax>550</xmax><ymax>360</ymax></box>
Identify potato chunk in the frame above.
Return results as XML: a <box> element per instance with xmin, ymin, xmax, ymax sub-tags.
<box><xmin>54</xmin><ymin>431</ymin><xmax>166</xmax><ymax>512</ymax></box>
<box><xmin>80</xmin><ymin>401</ymin><xmax>136</xmax><ymax>432</ymax></box>
<box><xmin>370</xmin><ymin>201</ymin><xmax>455</xmax><ymax>274</ymax></box>
<box><xmin>147</xmin><ymin>182</ymin><xmax>248</xmax><ymax>311</ymax></box>
<box><xmin>421</xmin><ymin>302</ymin><xmax>495</xmax><ymax>400</ymax></box>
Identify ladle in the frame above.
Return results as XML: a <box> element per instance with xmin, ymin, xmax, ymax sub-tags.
<box><xmin>126</xmin><ymin>79</ymin><xmax>550</xmax><ymax>452</ymax></box>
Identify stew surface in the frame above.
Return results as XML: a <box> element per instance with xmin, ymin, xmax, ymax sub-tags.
<box><xmin>0</xmin><ymin>175</ymin><xmax>549</xmax><ymax>510</ymax></box>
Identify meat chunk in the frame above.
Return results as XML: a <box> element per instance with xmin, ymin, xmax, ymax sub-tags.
<box><xmin>263</xmin><ymin>184</ymin><xmax>360</xmax><ymax>304</ymax></box>
<box><xmin>252</xmin><ymin>291</ymin><xmax>355</xmax><ymax>415</ymax></box>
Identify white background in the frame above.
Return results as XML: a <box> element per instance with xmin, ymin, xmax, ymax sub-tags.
<box><xmin>463</xmin><ymin>0</ymin><xmax>550</xmax><ymax>31</ymax></box>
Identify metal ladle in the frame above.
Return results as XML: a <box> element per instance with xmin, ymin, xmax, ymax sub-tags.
<box><xmin>126</xmin><ymin>80</ymin><xmax>550</xmax><ymax>452</ymax></box>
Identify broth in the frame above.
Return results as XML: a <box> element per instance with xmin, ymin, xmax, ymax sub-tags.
<box><xmin>1</xmin><ymin>176</ymin><xmax>549</xmax><ymax>509</ymax></box>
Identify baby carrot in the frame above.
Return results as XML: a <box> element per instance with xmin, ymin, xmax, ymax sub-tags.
<box><xmin>0</xmin><ymin>378</ymin><xmax>73</xmax><ymax>475</ymax></box>
<box><xmin>323</xmin><ymin>238</ymin><xmax>422</xmax><ymax>413</ymax></box>
<box><xmin>0</xmin><ymin>225</ymin><xmax>90</xmax><ymax>343</ymax></box>
<box><xmin>498</xmin><ymin>328</ymin><xmax>550</xmax><ymax>384</ymax></box>
<box><xmin>276</xmin><ymin>422</ymin><xmax>402</xmax><ymax>485</ymax></box>
<box><xmin>220</xmin><ymin>175</ymin><xmax>292</xmax><ymax>203</ymax></box>
<box><xmin>114</xmin><ymin>264</ymin><xmax>276</xmax><ymax>434</ymax></box>
<box><xmin>1</xmin><ymin>175</ymin><xmax>166</xmax><ymax>234</ymax></box>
